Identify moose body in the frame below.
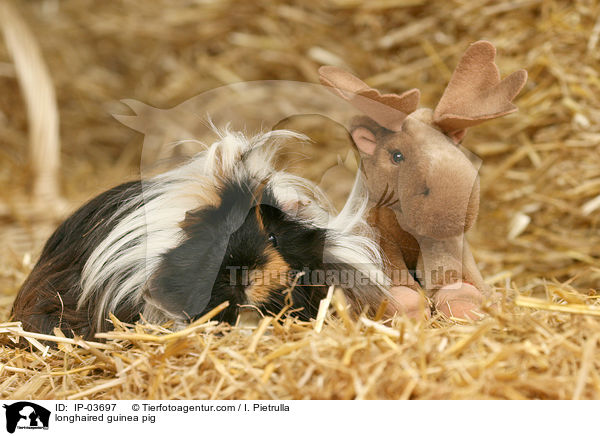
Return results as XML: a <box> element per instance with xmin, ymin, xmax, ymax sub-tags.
<box><xmin>320</xmin><ymin>41</ymin><xmax>527</xmax><ymax>318</ymax></box>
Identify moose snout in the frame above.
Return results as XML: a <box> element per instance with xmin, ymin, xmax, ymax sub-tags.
<box><xmin>401</xmin><ymin>154</ymin><xmax>480</xmax><ymax>240</ymax></box>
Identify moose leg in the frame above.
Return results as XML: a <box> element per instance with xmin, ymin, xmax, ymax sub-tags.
<box><xmin>433</xmin><ymin>283</ymin><xmax>484</xmax><ymax>320</ymax></box>
<box><xmin>461</xmin><ymin>242</ymin><xmax>490</xmax><ymax>294</ymax></box>
<box><xmin>387</xmin><ymin>286</ymin><xmax>430</xmax><ymax>319</ymax></box>
<box><xmin>384</xmin><ymin>248</ymin><xmax>430</xmax><ymax>319</ymax></box>
<box><xmin>416</xmin><ymin>235</ymin><xmax>484</xmax><ymax>320</ymax></box>
<box><xmin>367</xmin><ymin>207</ymin><xmax>430</xmax><ymax>318</ymax></box>
<box><xmin>462</xmin><ymin>242</ymin><xmax>502</xmax><ymax>311</ymax></box>
<box><xmin>386</xmin><ymin>249</ymin><xmax>418</xmax><ymax>289</ymax></box>
<box><xmin>368</xmin><ymin>206</ymin><xmax>421</xmax><ymax>289</ymax></box>
<box><xmin>415</xmin><ymin>235</ymin><xmax>464</xmax><ymax>289</ymax></box>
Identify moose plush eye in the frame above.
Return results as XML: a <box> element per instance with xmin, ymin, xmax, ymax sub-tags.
<box><xmin>268</xmin><ymin>233</ymin><xmax>278</xmax><ymax>247</ymax></box>
<box><xmin>391</xmin><ymin>151</ymin><xmax>404</xmax><ymax>163</ymax></box>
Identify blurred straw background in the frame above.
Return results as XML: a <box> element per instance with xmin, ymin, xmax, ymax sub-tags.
<box><xmin>1</xmin><ymin>0</ymin><xmax>599</xmax><ymax>399</ymax></box>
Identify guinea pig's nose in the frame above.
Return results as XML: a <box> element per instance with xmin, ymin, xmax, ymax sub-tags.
<box><xmin>422</xmin><ymin>186</ymin><xmax>430</xmax><ymax>196</ymax></box>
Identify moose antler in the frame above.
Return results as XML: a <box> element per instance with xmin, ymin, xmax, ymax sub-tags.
<box><xmin>433</xmin><ymin>40</ymin><xmax>527</xmax><ymax>142</ymax></box>
<box><xmin>318</xmin><ymin>66</ymin><xmax>419</xmax><ymax>131</ymax></box>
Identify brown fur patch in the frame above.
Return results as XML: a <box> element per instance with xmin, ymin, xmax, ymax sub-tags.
<box><xmin>252</xmin><ymin>179</ymin><xmax>269</xmax><ymax>232</ymax></box>
<box><xmin>197</xmin><ymin>184</ymin><xmax>222</xmax><ymax>207</ymax></box>
<box><xmin>11</xmin><ymin>260</ymin><xmax>96</xmax><ymax>341</ymax></box>
<box><xmin>179</xmin><ymin>182</ymin><xmax>222</xmax><ymax>231</ymax></box>
<box><xmin>368</xmin><ymin>206</ymin><xmax>420</xmax><ymax>284</ymax></box>
<box><xmin>245</xmin><ymin>247</ymin><xmax>290</xmax><ymax>304</ymax></box>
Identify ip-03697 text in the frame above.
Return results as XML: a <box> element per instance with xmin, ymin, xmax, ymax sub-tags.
<box><xmin>73</xmin><ymin>403</ymin><xmax>117</xmax><ymax>412</ymax></box>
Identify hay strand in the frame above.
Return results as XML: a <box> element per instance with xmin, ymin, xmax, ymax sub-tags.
<box><xmin>0</xmin><ymin>0</ymin><xmax>62</xmax><ymax>210</ymax></box>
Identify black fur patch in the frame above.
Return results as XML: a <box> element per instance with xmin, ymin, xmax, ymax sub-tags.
<box><xmin>148</xmin><ymin>178</ymin><xmax>329</xmax><ymax>324</ymax></box>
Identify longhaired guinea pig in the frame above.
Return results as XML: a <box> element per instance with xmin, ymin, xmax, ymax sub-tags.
<box><xmin>11</xmin><ymin>129</ymin><xmax>393</xmax><ymax>340</ymax></box>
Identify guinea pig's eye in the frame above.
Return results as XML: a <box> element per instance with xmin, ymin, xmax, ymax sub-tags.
<box><xmin>391</xmin><ymin>150</ymin><xmax>405</xmax><ymax>164</ymax></box>
<box><xmin>268</xmin><ymin>233</ymin><xmax>278</xmax><ymax>247</ymax></box>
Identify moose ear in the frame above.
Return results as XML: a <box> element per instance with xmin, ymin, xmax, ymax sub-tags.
<box><xmin>351</xmin><ymin>127</ymin><xmax>377</xmax><ymax>155</ymax></box>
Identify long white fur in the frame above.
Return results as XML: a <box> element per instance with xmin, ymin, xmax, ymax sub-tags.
<box><xmin>79</xmin><ymin>128</ymin><xmax>391</xmax><ymax>330</ymax></box>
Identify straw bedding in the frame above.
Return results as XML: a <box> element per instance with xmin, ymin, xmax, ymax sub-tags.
<box><xmin>1</xmin><ymin>0</ymin><xmax>599</xmax><ymax>399</ymax></box>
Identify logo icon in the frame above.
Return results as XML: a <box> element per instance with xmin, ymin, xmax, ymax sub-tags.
<box><xmin>2</xmin><ymin>402</ymin><xmax>50</xmax><ymax>433</ymax></box>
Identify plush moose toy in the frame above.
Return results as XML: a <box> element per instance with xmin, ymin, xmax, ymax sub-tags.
<box><xmin>319</xmin><ymin>41</ymin><xmax>527</xmax><ymax>319</ymax></box>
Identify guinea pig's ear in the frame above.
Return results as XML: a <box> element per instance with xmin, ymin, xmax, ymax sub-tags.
<box><xmin>279</xmin><ymin>196</ymin><xmax>315</xmax><ymax>219</ymax></box>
